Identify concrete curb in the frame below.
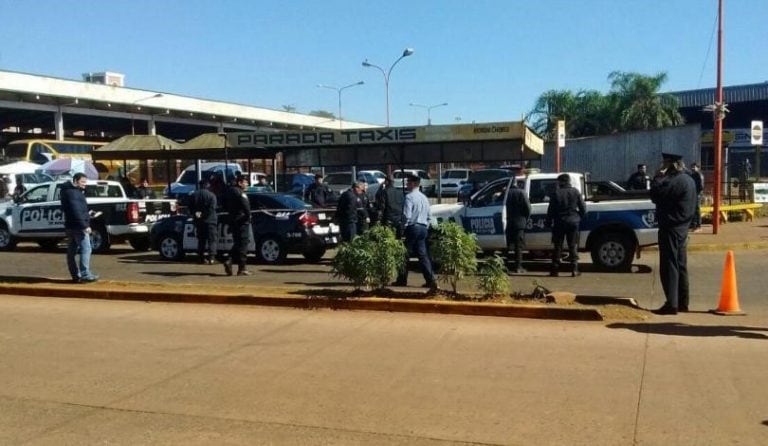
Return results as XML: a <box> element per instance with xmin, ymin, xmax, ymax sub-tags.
<box><xmin>0</xmin><ymin>283</ymin><xmax>604</xmax><ymax>321</ymax></box>
<box><xmin>645</xmin><ymin>241</ymin><xmax>768</xmax><ymax>252</ymax></box>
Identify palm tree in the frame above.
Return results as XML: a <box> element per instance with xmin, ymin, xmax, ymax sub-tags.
<box><xmin>527</xmin><ymin>71</ymin><xmax>685</xmax><ymax>138</ymax></box>
<box><xmin>607</xmin><ymin>71</ymin><xmax>684</xmax><ymax>131</ymax></box>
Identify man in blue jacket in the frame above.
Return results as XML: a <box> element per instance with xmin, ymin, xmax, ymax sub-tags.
<box><xmin>60</xmin><ymin>173</ymin><xmax>98</xmax><ymax>283</ymax></box>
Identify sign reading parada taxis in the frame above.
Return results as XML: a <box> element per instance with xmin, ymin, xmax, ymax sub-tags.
<box><xmin>229</xmin><ymin>121</ymin><xmax>538</xmax><ymax>152</ymax></box>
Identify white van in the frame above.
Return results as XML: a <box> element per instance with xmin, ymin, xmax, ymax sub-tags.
<box><xmin>164</xmin><ymin>162</ymin><xmax>244</xmax><ymax>198</ymax></box>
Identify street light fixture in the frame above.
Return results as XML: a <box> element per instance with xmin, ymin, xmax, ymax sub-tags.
<box><xmin>362</xmin><ymin>47</ymin><xmax>415</xmax><ymax>126</ymax></box>
<box><xmin>317</xmin><ymin>81</ymin><xmax>364</xmax><ymax>129</ymax></box>
<box><xmin>131</xmin><ymin>93</ymin><xmax>164</xmax><ymax>135</ymax></box>
<box><xmin>409</xmin><ymin>102</ymin><xmax>448</xmax><ymax>125</ymax></box>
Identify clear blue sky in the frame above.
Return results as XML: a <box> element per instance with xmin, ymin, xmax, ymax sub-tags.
<box><xmin>1</xmin><ymin>0</ymin><xmax>765</xmax><ymax>127</ymax></box>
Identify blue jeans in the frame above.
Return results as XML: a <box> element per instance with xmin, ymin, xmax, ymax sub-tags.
<box><xmin>66</xmin><ymin>228</ymin><xmax>93</xmax><ymax>280</ymax></box>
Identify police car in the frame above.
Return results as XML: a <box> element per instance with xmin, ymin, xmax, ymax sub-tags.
<box><xmin>150</xmin><ymin>192</ymin><xmax>340</xmax><ymax>265</ymax></box>
<box><xmin>430</xmin><ymin>172</ymin><xmax>659</xmax><ymax>272</ymax></box>
<box><xmin>0</xmin><ymin>179</ymin><xmax>176</xmax><ymax>252</ymax></box>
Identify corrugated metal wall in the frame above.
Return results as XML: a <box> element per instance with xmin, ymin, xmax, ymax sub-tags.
<box><xmin>542</xmin><ymin>124</ymin><xmax>701</xmax><ymax>183</ymax></box>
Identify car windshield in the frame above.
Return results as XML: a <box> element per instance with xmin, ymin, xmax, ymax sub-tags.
<box><xmin>443</xmin><ymin>170</ymin><xmax>467</xmax><ymax>179</ymax></box>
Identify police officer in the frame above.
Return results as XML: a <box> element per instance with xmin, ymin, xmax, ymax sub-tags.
<box><xmin>505</xmin><ymin>179</ymin><xmax>531</xmax><ymax>274</ymax></box>
<box><xmin>627</xmin><ymin>164</ymin><xmax>650</xmax><ymax>190</ymax></box>
<box><xmin>546</xmin><ymin>173</ymin><xmax>586</xmax><ymax>277</ymax></box>
<box><xmin>222</xmin><ymin>174</ymin><xmax>252</xmax><ymax>276</ymax></box>
<box><xmin>355</xmin><ymin>182</ymin><xmax>370</xmax><ymax>235</ymax></box>
<box><xmin>394</xmin><ymin>174</ymin><xmax>437</xmax><ymax>291</ymax></box>
<box><xmin>336</xmin><ymin>182</ymin><xmax>361</xmax><ymax>242</ymax></box>
<box><xmin>188</xmin><ymin>179</ymin><xmax>218</xmax><ymax>264</ymax></box>
<box><xmin>305</xmin><ymin>173</ymin><xmax>333</xmax><ymax>207</ymax></box>
<box><xmin>650</xmin><ymin>153</ymin><xmax>697</xmax><ymax>315</ymax></box>
<box><xmin>376</xmin><ymin>176</ymin><xmax>405</xmax><ymax>237</ymax></box>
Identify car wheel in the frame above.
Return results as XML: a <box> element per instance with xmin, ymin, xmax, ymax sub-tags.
<box><xmin>590</xmin><ymin>232</ymin><xmax>635</xmax><ymax>272</ymax></box>
<box><xmin>90</xmin><ymin>225</ymin><xmax>111</xmax><ymax>253</ymax></box>
<box><xmin>0</xmin><ymin>225</ymin><xmax>17</xmax><ymax>251</ymax></box>
<box><xmin>257</xmin><ymin>236</ymin><xmax>286</xmax><ymax>265</ymax></box>
<box><xmin>37</xmin><ymin>239</ymin><xmax>63</xmax><ymax>251</ymax></box>
<box><xmin>302</xmin><ymin>238</ymin><xmax>326</xmax><ymax>263</ymax></box>
<box><xmin>158</xmin><ymin>234</ymin><xmax>185</xmax><ymax>261</ymax></box>
<box><xmin>128</xmin><ymin>237</ymin><xmax>151</xmax><ymax>251</ymax></box>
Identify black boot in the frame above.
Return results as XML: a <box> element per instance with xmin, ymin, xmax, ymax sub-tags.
<box><xmin>549</xmin><ymin>263</ymin><xmax>559</xmax><ymax>277</ymax></box>
<box><xmin>571</xmin><ymin>262</ymin><xmax>581</xmax><ymax>277</ymax></box>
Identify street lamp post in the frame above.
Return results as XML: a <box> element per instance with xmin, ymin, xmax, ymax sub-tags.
<box><xmin>409</xmin><ymin>102</ymin><xmax>448</xmax><ymax>125</ymax></box>
<box><xmin>131</xmin><ymin>93</ymin><xmax>164</xmax><ymax>135</ymax></box>
<box><xmin>362</xmin><ymin>47</ymin><xmax>414</xmax><ymax>126</ymax></box>
<box><xmin>317</xmin><ymin>81</ymin><xmax>364</xmax><ymax>129</ymax></box>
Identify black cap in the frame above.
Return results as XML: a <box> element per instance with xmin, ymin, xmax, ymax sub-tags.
<box><xmin>235</xmin><ymin>174</ymin><xmax>249</xmax><ymax>184</ymax></box>
<box><xmin>637</xmin><ymin>164</ymin><xmax>646</xmax><ymax>169</ymax></box>
<box><xmin>661</xmin><ymin>152</ymin><xmax>683</xmax><ymax>161</ymax></box>
<box><xmin>406</xmin><ymin>174</ymin><xmax>420</xmax><ymax>184</ymax></box>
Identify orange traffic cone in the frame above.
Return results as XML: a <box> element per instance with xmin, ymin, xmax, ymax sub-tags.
<box><xmin>710</xmin><ymin>250</ymin><xmax>745</xmax><ymax>316</ymax></box>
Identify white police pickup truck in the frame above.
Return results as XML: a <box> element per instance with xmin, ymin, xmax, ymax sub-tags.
<box><xmin>0</xmin><ymin>179</ymin><xmax>176</xmax><ymax>252</ymax></box>
<box><xmin>430</xmin><ymin>172</ymin><xmax>658</xmax><ymax>271</ymax></box>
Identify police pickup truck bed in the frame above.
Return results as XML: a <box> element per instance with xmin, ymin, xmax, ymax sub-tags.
<box><xmin>430</xmin><ymin>173</ymin><xmax>658</xmax><ymax>271</ymax></box>
<box><xmin>0</xmin><ymin>180</ymin><xmax>177</xmax><ymax>252</ymax></box>
<box><xmin>150</xmin><ymin>192</ymin><xmax>340</xmax><ymax>264</ymax></box>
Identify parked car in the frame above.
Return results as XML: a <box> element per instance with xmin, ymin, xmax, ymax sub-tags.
<box><xmin>439</xmin><ymin>168</ymin><xmax>470</xmax><ymax>196</ymax></box>
<box><xmin>0</xmin><ymin>179</ymin><xmax>176</xmax><ymax>252</ymax></box>
<box><xmin>151</xmin><ymin>192</ymin><xmax>340</xmax><ymax>265</ymax></box>
<box><xmin>163</xmin><ymin>162</ymin><xmax>244</xmax><ymax>199</ymax></box>
<box><xmin>457</xmin><ymin>168</ymin><xmax>515</xmax><ymax>202</ymax></box>
<box><xmin>323</xmin><ymin>171</ymin><xmax>380</xmax><ymax>201</ymax></box>
<box><xmin>392</xmin><ymin>169</ymin><xmax>436</xmax><ymax>196</ymax></box>
<box><xmin>358</xmin><ymin>169</ymin><xmax>387</xmax><ymax>184</ymax></box>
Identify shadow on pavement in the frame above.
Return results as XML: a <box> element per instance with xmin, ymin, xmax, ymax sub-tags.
<box><xmin>502</xmin><ymin>262</ymin><xmax>652</xmax><ymax>276</ymax></box>
<box><xmin>607</xmin><ymin>322</ymin><xmax>768</xmax><ymax>339</ymax></box>
<box><xmin>262</xmin><ymin>269</ymin><xmax>329</xmax><ymax>275</ymax></box>
<box><xmin>0</xmin><ymin>275</ymin><xmax>73</xmax><ymax>285</ymax></box>
<box><xmin>291</xmin><ymin>288</ymin><xmax>428</xmax><ymax>300</ymax></box>
<box><xmin>143</xmin><ymin>271</ymin><xmax>222</xmax><ymax>278</ymax></box>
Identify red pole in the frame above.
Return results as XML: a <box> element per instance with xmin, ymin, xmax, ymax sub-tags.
<box><xmin>556</xmin><ymin>142</ymin><xmax>561</xmax><ymax>173</ymax></box>
<box><xmin>712</xmin><ymin>0</ymin><xmax>724</xmax><ymax>234</ymax></box>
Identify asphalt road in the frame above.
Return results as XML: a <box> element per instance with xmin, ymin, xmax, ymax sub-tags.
<box><xmin>2</xmin><ymin>241</ymin><xmax>767</xmax><ymax>314</ymax></box>
<box><xmin>1</xmin><ymin>294</ymin><xmax>767</xmax><ymax>445</ymax></box>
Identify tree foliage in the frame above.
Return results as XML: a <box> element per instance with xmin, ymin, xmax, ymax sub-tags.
<box><xmin>309</xmin><ymin>109</ymin><xmax>336</xmax><ymax>119</ymax></box>
<box><xmin>527</xmin><ymin>71</ymin><xmax>684</xmax><ymax>139</ymax></box>
<box><xmin>330</xmin><ymin>225</ymin><xmax>406</xmax><ymax>291</ymax></box>
<box><xmin>429</xmin><ymin>221</ymin><xmax>478</xmax><ymax>294</ymax></box>
<box><xmin>477</xmin><ymin>255</ymin><xmax>510</xmax><ymax>297</ymax></box>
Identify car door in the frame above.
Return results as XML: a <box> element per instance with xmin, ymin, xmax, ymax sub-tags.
<box><xmin>524</xmin><ymin>178</ymin><xmax>559</xmax><ymax>250</ymax></box>
<box><xmin>16</xmin><ymin>184</ymin><xmax>62</xmax><ymax>234</ymax></box>
<box><xmin>459</xmin><ymin>178</ymin><xmax>511</xmax><ymax>250</ymax></box>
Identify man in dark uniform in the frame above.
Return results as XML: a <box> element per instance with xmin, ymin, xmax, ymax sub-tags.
<box><xmin>505</xmin><ymin>179</ymin><xmax>531</xmax><ymax>274</ymax></box>
<box><xmin>376</xmin><ymin>176</ymin><xmax>405</xmax><ymax>237</ymax></box>
<box><xmin>305</xmin><ymin>174</ymin><xmax>333</xmax><ymax>207</ymax></box>
<box><xmin>355</xmin><ymin>182</ymin><xmax>370</xmax><ymax>235</ymax></box>
<box><xmin>546</xmin><ymin>173</ymin><xmax>586</xmax><ymax>277</ymax></box>
<box><xmin>627</xmin><ymin>164</ymin><xmax>650</xmax><ymax>190</ymax></box>
<box><xmin>336</xmin><ymin>182</ymin><xmax>361</xmax><ymax>242</ymax></box>
<box><xmin>222</xmin><ymin>174</ymin><xmax>252</xmax><ymax>276</ymax></box>
<box><xmin>188</xmin><ymin>179</ymin><xmax>218</xmax><ymax>264</ymax></box>
<box><xmin>650</xmin><ymin>153</ymin><xmax>697</xmax><ymax>315</ymax></box>
<box><xmin>135</xmin><ymin>178</ymin><xmax>156</xmax><ymax>199</ymax></box>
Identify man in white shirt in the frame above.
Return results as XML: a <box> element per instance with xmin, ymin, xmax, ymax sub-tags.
<box><xmin>393</xmin><ymin>174</ymin><xmax>437</xmax><ymax>291</ymax></box>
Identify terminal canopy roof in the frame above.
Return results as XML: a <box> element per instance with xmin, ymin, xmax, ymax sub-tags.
<box><xmin>225</xmin><ymin>121</ymin><xmax>544</xmax><ymax>168</ymax></box>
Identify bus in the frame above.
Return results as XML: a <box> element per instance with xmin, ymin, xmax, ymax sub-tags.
<box><xmin>1</xmin><ymin>139</ymin><xmax>106</xmax><ymax>164</ymax></box>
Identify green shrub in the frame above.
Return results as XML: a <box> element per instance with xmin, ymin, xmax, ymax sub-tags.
<box><xmin>430</xmin><ymin>221</ymin><xmax>478</xmax><ymax>294</ymax></box>
<box><xmin>330</xmin><ymin>225</ymin><xmax>406</xmax><ymax>291</ymax></box>
<box><xmin>477</xmin><ymin>255</ymin><xmax>510</xmax><ymax>297</ymax></box>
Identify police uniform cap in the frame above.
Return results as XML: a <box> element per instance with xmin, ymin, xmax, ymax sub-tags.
<box><xmin>661</xmin><ymin>152</ymin><xmax>683</xmax><ymax>162</ymax></box>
